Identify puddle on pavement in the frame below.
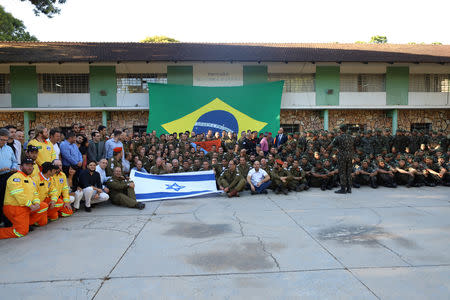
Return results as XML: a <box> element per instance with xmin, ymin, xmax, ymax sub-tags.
<box><xmin>186</xmin><ymin>242</ymin><xmax>274</xmax><ymax>271</ymax></box>
<box><xmin>318</xmin><ymin>225</ymin><xmax>416</xmax><ymax>248</ymax></box>
<box><xmin>165</xmin><ymin>222</ymin><xmax>232</xmax><ymax>238</ymax></box>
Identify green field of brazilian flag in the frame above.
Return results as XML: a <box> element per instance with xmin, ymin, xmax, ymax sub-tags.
<box><xmin>147</xmin><ymin>82</ymin><xmax>284</xmax><ymax>136</ymax></box>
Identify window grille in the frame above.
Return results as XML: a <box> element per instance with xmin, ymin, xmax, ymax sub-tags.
<box><xmin>133</xmin><ymin>125</ymin><xmax>147</xmax><ymax>134</ymax></box>
<box><xmin>268</xmin><ymin>74</ymin><xmax>315</xmax><ymax>92</ymax></box>
<box><xmin>39</xmin><ymin>74</ymin><xmax>89</xmax><ymax>93</ymax></box>
<box><xmin>117</xmin><ymin>73</ymin><xmax>167</xmax><ymax>93</ymax></box>
<box><xmin>341</xmin><ymin>124</ymin><xmax>366</xmax><ymax>133</ymax></box>
<box><xmin>340</xmin><ymin>74</ymin><xmax>385</xmax><ymax>92</ymax></box>
<box><xmin>411</xmin><ymin>123</ymin><xmax>432</xmax><ymax>133</ymax></box>
<box><xmin>0</xmin><ymin>74</ymin><xmax>10</xmax><ymax>94</ymax></box>
<box><xmin>280</xmin><ymin>124</ymin><xmax>299</xmax><ymax>134</ymax></box>
<box><xmin>409</xmin><ymin>74</ymin><xmax>450</xmax><ymax>92</ymax></box>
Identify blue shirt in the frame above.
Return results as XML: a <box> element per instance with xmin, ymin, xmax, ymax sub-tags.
<box><xmin>60</xmin><ymin>140</ymin><xmax>82</xmax><ymax>166</ymax></box>
<box><xmin>105</xmin><ymin>138</ymin><xmax>124</xmax><ymax>159</ymax></box>
<box><xmin>0</xmin><ymin>145</ymin><xmax>18</xmax><ymax>175</ymax></box>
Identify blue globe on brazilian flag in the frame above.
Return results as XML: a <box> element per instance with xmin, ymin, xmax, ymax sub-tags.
<box><xmin>147</xmin><ymin>81</ymin><xmax>284</xmax><ymax>136</ymax></box>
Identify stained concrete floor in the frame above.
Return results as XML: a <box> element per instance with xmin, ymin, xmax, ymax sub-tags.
<box><xmin>0</xmin><ymin>186</ymin><xmax>449</xmax><ymax>300</ymax></box>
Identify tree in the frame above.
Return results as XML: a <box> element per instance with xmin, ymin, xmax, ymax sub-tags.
<box><xmin>432</xmin><ymin>42</ymin><xmax>442</xmax><ymax>45</ymax></box>
<box><xmin>370</xmin><ymin>35</ymin><xmax>388</xmax><ymax>44</ymax></box>
<box><xmin>141</xmin><ymin>35</ymin><xmax>179</xmax><ymax>43</ymax></box>
<box><xmin>21</xmin><ymin>0</ymin><xmax>66</xmax><ymax>18</ymax></box>
<box><xmin>0</xmin><ymin>6</ymin><xmax>38</xmax><ymax>41</ymax></box>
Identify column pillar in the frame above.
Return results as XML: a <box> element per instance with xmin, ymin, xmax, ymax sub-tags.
<box><xmin>23</xmin><ymin>111</ymin><xmax>36</xmax><ymax>141</ymax></box>
<box><xmin>323</xmin><ymin>109</ymin><xmax>329</xmax><ymax>131</ymax></box>
<box><xmin>392</xmin><ymin>109</ymin><xmax>398</xmax><ymax>135</ymax></box>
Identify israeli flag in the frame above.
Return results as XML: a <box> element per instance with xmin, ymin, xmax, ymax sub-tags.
<box><xmin>130</xmin><ymin>170</ymin><xmax>220</xmax><ymax>202</ymax></box>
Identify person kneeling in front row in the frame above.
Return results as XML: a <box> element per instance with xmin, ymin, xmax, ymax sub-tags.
<box><xmin>105</xmin><ymin>166</ymin><xmax>145</xmax><ymax>210</ymax></box>
<box><xmin>247</xmin><ymin>161</ymin><xmax>271</xmax><ymax>195</ymax></box>
<box><xmin>76</xmin><ymin>161</ymin><xmax>109</xmax><ymax>212</ymax></box>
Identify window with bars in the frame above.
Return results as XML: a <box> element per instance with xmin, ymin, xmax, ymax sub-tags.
<box><xmin>117</xmin><ymin>73</ymin><xmax>167</xmax><ymax>93</ymax></box>
<box><xmin>0</xmin><ymin>74</ymin><xmax>10</xmax><ymax>94</ymax></box>
<box><xmin>280</xmin><ymin>124</ymin><xmax>299</xmax><ymax>134</ymax></box>
<box><xmin>39</xmin><ymin>74</ymin><xmax>89</xmax><ymax>93</ymax></box>
<box><xmin>411</xmin><ymin>123</ymin><xmax>432</xmax><ymax>133</ymax></box>
<box><xmin>409</xmin><ymin>74</ymin><xmax>450</xmax><ymax>92</ymax></box>
<box><xmin>341</xmin><ymin>124</ymin><xmax>366</xmax><ymax>133</ymax></box>
<box><xmin>340</xmin><ymin>74</ymin><xmax>385</xmax><ymax>92</ymax></box>
<box><xmin>268</xmin><ymin>74</ymin><xmax>315</xmax><ymax>92</ymax></box>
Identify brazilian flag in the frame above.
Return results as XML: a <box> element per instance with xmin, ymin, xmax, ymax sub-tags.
<box><xmin>147</xmin><ymin>81</ymin><xmax>284</xmax><ymax>136</ymax></box>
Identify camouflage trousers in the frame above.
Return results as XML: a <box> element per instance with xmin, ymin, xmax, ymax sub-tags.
<box><xmin>338</xmin><ymin>158</ymin><xmax>352</xmax><ymax>187</ymax></box>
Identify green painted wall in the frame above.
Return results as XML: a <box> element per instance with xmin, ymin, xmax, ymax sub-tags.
<box><xmin>167</xmin><ymin>66</ymin><xmax>193</xmax><ymax>85</ymax></box>
<box><xmin>315</xmin><ymin>66</ymin><xmax>340</xmax><ymax>106</ymax></box>
<box><xmin>89</xmin><ymin>66</ymin><xmax>116</xmax><ymax>107</ymax></box>
<box><xmin>243</xmin><ymin>66</ymin><xmax>267</xmax><ymax>85</ymax></box>
<box><xmin>10</xmin><ymin>66</ymin><xmax>38</xmax><ymax>108</ymax></box>
<box><xmin>386</xmin><ymin>66</ymin><xmax>409</xmax><ymax>105</ymax></box>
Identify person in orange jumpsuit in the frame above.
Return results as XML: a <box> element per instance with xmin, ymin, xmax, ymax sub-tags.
<box><xmin>0</xmin><ymin>158</ymin><xmax>48</xmax><ymax>239</ymax></box>
<box><xmin>33</xmin><ymin>162</ymin><xmax>61</xmax><ymax>221</ymax></box>
<box><xmin>52</xmin><ymin>159</ymin><xmax>73</xmax><ymax>217</ymax></box>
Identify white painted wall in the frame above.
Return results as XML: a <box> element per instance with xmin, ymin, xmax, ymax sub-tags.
<box><xmin>339</xmin><ymin>92</ymin><xmax>386</xmax><ymax>106</ymax></box>
<box><xmin>280</xmin><ymin>93</ymin><xmax>315</xmax><ymax>108</ymax></box>
<box><xmin>117</xmin><ymin>93</ymin><xmax>148</xmax><ymax>107</ymax></box>
<box><xmin>268</xmin><ymin>62</ymin><xmax>315</xmax><ymax>74</ymax></box>
<box><xmin>0</xmin><ymin>94</ymin><xmax>11</xmax><ymax>107</ymax></box>
<box><xmin>193</xmin><ymin>64</ymin><xmax>243</xmax><ymax>86</ymax></box>
<box><xmin>115</xmin><ymin>63</ymin><xmax>167</xmax><ymax>74</ymax></box>
<box><xmin>408</xmin><ymin>92</ymin><xmax>449</xmax><ymax>106</ymax></box>
<box><xmin>340</xmin><ymin>63</ymin><xmax>387</xmax><ymax>74</ymax></box>
<box><xmin>37</xmin><ymin>94</ymin><xmax>90</xmax><ymax>107</ymax></box>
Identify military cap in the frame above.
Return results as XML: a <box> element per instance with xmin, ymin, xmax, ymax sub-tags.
<box><xmin>301</xmin><ymin>155</ymin><xmax>308</xmax><ymax>159</ymax></box>
<box><xmin>425</xmin><ymin>155</ymin><xmax>433</xmax><ymax>160</ymax></box>
<box><xmin>288</xmin><ymin>133</ymin><xmax>293</xmax><ymax>136</ymax></box>
<box><xmin>386</xmin><ymin>153</ymin><xmax>393</xmax><ymax>158</ymax></box>
<box><xmin>339</xmin><ymin>124</ymin><xmax>346</xmax><ymax>131</ymax></box>
<box><xmin>276</xmin><ymin>159</ymin><xmax>284</xmax><ymax>166</ymax></box>
<box><xmin>381</xmin><ymin>147</ymin><xmax>387</xmax><ymax>151</ymax></box>
<box><xmin>376</xmin><ymin>129</ymin><xmax>382</xmax><ymax>132</ymax></box>
<box><xmin>315</xmin><ymin>160</ymin><xmax>323</xmax><ymax>165</ymax></box>
<box><xmin>294</xmin><ymin>132</ymin><xmax>300</xmax><ymax>135</ymax></box>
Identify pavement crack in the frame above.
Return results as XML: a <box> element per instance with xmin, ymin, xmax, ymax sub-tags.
<box><xmin>232</xmin><ymin>210</ymin><xmax>281</xmax><ymax>270</ymax></box>
<box><xmin>91</xmin><ymin>201</ymin><xmax>162</xmax><ymax>300</ymax></box>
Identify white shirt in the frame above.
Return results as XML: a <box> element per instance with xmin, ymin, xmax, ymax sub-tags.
<box><xmin>247</xmin><ymin>168</ymin><xmax>268</xmax><ymax>186</ymax></box>
<box><xmin>95</xmin><ymin>165</ymin><xmax>109</xmax><ymax>184</ymax></box>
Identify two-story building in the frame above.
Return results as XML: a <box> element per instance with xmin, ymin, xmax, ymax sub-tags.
<box><xmin>0</xmin><ymin>42</ymin><xmax>449</xmax><ymax>138</ymax></box>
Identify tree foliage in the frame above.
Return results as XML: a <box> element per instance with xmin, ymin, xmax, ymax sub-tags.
<box><xmin>22</xmin><ymin>0</ymin><xmax>66</xmax><ymax>18</ymax></box>
<box><xmin>0</xmin><ymin>5</ymin><xmax>38</xmax><ymax>41</ymax></box>
<box><xmin>370</xmin><ymin>35</ymin><xmax>388</xmax><ymax>44</ymax></box>
<box><xmin>141</xmin><ymin>35</ymin><xmax>179</xmax><ymax>43</ymax></box>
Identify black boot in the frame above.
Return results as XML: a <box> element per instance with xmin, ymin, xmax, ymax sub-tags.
<box><xmin>334</xmin><ymin>187</ymin><xmax>346</xmax><ymax>194</ymax></box>
<box><xmin>346</xmin><ymin>185</ymin><xmax>352</xmax><ymax>193</ymax></box>
<box><xmin>282</xmin><ymin>187</ymin><xmax>288</xmax><ymax>195</ymax></box>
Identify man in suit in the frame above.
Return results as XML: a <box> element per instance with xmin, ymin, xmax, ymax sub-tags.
<box><xmin>274</xmin><ymin>127</ymin><xmax>288</xmax><ymax>149</ymax></box>
<box><xmin>87</xmin><ymin>131</ymin><xmax>106</xmax><ymax>163</ymax></box>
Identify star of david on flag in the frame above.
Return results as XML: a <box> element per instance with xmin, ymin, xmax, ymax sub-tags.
<box><xmin>165</xmin><ymin>183</ymin><xmax>185</xmax><ymax>191</ymax></box>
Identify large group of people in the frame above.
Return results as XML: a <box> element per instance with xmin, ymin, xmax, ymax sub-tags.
<box><xmin>0</xmin><ymin>121</ymin><xmax>449</xmax><ymax>239</ymax></box>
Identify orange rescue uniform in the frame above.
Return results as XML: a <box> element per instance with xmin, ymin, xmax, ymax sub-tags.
<box><xmin>0</xmin><ymin>171</ymin><xmax>48</xmax><ymax>239</ymax></box>
<box><xmin>52</xmin><ymin>172</ymin><xmax>73</xmax><ymax>217</ymax></box>
<box><xmin>33</xmin><ymin>172</ymin><xmax>62</xmax><ymax>221</ymax></box>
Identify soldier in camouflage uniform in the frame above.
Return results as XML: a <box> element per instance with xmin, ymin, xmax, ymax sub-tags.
<box><xmin>271</xmin><ymin>160</ymin><xmax>292</xmax><ymax>195</ymax></box>
<box><xmin>106</xmin><ymin>147</ymin><xmax>123</xmax><ymax>177</ymax></box>
<box><xmin>288</xmin><ymin>159</ymin><xmax>309</xmax><ymax>192</ymax></box>
<box><xmin>353</xmin><ymin>159</ymin><xmax>377</xmax><ymax>188</ymax></box>
<box><xmin>393</xmin><ymin>156</ymin><xmax>414</xmax><ymax>187</ymax></box>
<box><xmin>150</xmin><ymin>157</ymin><xmax>168</xmax><ymax>175</ymax></box>
<box><xmin>105</xmin><ymin>166</ymin><xmax>145</xmax><ymax>209</ymax></box>
<box><xmin>218</xmin><ymin>160</ymin><xmax>246</xmax><ymax>197</ymax></box>
<box><xmin>329</xmin><ymin>125</ymin><xmax>355</xmax><ymax>194</ymax></box>
<box><xmin>310</xmin><ymin>160</ymin><xmax>333</xmax><ymax>191</ymax></box>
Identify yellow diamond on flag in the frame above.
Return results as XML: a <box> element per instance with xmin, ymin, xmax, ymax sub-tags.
<box><xmin>161</xmin><ymin>98</ymin><xmax>267</xmax><ymax>134</ymax></box>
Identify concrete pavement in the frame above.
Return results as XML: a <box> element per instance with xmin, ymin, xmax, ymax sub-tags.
<box><xmin>0</xmin><ymin>186</ymin><xmax>449</xmax><ymax>299</ymax></box>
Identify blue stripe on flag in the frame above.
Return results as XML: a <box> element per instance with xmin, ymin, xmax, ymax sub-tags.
<box><xmin>136</xmin><ymin>190</ymin><xmax>213</xmax><ymax>200</ymax></box>
<box><xmin>134</xmin><ymin>172</ymin><xmax>215</xmax><ymax>182</ymax></box>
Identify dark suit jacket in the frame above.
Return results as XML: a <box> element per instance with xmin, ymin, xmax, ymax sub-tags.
<box><xmin>274</xmin><ymin>134</ymin><xmax>287</xmax><ymax>148</ymax></box>
<box><xmin>87</xmin><ymin>140</ymin><xmax>106</xmax><ymax>163</ymax></box>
